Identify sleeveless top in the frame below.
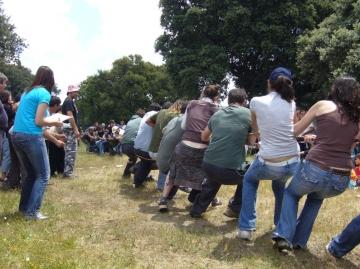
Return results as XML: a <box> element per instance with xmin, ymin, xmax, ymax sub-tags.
<box><xmin>181</xmin><ymin>100</ymin><xmax>218</xmax><ymax>144</ymax></box>
<box><xmin>306</xmin><ymin>108</ymin><xmax>359</xmax><ymax>169</ymax></box>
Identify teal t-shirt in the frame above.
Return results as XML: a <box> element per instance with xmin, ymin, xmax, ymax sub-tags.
<box><xmin>13</xmin><ymin>86</ymin><xmax>51</xmax><ymax>135</ymax></box>
<box><xmin>203</xmin><ymin>105</ymin><xmax>251</xmax><ymax>170</ymax></box>
<box><xmin>122</xmin><ymin>115</ymin><xmax>142</xmax><ymax>144</ymax></box>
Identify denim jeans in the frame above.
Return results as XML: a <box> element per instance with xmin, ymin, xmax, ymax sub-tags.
<box><xmin>96</xmin><ymin>140</ymin><xmax>106</xmax><ymax>155</ymax></box>
<box><xmin>239</xmin><ymin>156</ymin><xmax>299</xmax><ymax>231</ymax></box>
<box><xmin>1</xmin><ymin>133</ymin><xmax>11</xmax><ymax>173</ymax></box>
<box><xmin>274</xmin><ymin>160</ymin><xmax>349</xmax><ymax>248</ymax></box>
<box><xmin>157</xmin><ymin>171</ymin><xmax>167</xmax><ymax>191</ymax></box>
<box><xmin>11</xmin><ymin>132</ymin><xmax>50</xmax><ymax>216</ymax></box>
<box><xmin>327</xmin><ymin>214</ymin><xmax>360</xmax><ymax>257</ymax></box>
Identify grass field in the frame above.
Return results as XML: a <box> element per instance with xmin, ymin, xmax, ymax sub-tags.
<box><xmin>1</xmin><ymin>145</ymin><xmax>360</xmax><ymax>269</ymax></box>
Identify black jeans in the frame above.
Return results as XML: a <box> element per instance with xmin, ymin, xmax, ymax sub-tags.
<box><xmin>190</xmin><ymin>162</ymin><xmax>244</xmax><ymax>215</ymax></box>
<box><xmin>134</xmin><ymin>149</ymin><xmax>155</xmax><ymax>186</ymax></box>
<box><xmin>122</xmin><ymin>143</ymin><xmax>137</xmax><ymax>176</ymax></box>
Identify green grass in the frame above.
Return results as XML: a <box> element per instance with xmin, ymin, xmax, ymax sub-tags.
<box><xmin>1</xmin><ymin>145</ymin><xmax>360</xmax><ymax>268</ymax></box>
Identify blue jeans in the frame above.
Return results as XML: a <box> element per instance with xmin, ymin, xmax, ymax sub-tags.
<box><xmin>11</xmin><ymin>132</ymin><xmax>50</xmax><ymax>216</ymax></box>
<box><xmin>96</xmin><ymin>140</ymin><xmax>106</xmax><ymax>155</ymax></box>
<box><xmin>239</xmin><ymin>156</ymin><xmax>298</xmax><ymax>231</ymax></box>
<box><xmin>327</xmin><ymin>214</ymin><xmax>360</xmax><ymax>257</ymax></box>
<box><xmin>274</xmin><ymin>160</ymin><xmax>349</xmax><ymax>248</ymax></box>
<box><xmin>1</xmin><ymin>133</ymin><xmax>11</xmax><ymax>174</ymax></box>
<box><xmin>157</xmin><ymin>171</ymin><xmax>167</xmax><ymax>190</ymax></box>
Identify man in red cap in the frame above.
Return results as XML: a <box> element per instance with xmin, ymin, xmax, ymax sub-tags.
<box><xmin>62</xmin><ymin>85</ymin><xmax>80</xmax><ymax>178</ymax></box>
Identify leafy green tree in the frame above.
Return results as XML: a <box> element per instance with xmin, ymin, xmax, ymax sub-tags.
<box><xmin>156</xmin><ymin>0</ymin><xmax>333</xmax><ymax>100</ymax></box>
<box><xmin>0</xmin><ymin>62</ymin><xmax>33</xmax><ymax>96</ymax></box>
<box><xmin>297</xmin><ymin>0</ymin><xmax>360</xmax><ymax>101</ymax></box>
<box><xmin>0</xmin><ymin>0</ymin><xmax>26</xmax><ymax>64</ymax></box>
<box><xmin>77</xmin><ymin>55</ymin><xmax>175</xmax><ymax>126</ymax></box>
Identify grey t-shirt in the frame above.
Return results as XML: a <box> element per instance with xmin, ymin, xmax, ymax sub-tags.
<box><xmin>157</xmin><ymin>115</ymin><xmax>184</xmax><ymax>173</ymax></box>
<box><xmin>122</xmin><ymin>115</ymin><xmax>141</xmax><ymax>144</ymax></box>
<box><xmin>250</xmin><ymin>91</ymin><xmax>299</xmax><ymax>158</ymax></box>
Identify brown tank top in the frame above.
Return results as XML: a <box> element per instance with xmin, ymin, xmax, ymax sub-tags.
<box><xmin>306</xmin><ymin>108</ymin><xmax>359</xmax><ymax>169</ymax></box>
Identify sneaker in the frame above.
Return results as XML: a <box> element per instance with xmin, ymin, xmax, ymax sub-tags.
<box><xmin>274</xmin><ymin>238</ymin><xmax>292</xmax><ymax>252</ymax></box>
<box><xmin>223</xmin><ymin>207</ymin><xmax>239</xmax><ymax>218</ymax></box>
<box><xmin>189</xmin><ymin>211</ymin><xmax>202</xmax><ymax>218</ymax></box>
<box><xmin>158</xmin><ymin>197</ymin><xmax>168</xmax><ymax>213</ymax></box>
<box><xmin>237</xmin><ymin>230</ymin><xmax>253</xmax><ymax>241</ymax></box>
<box><xmin>25</xmin><ymin>212</ymin><xmax>48</xmax><ymax>221</ymax></box>
<box><xmin>179</xmin><ymin>186</ymin><xmax>191</xmax><ymax>193</ymax></box>
<box><xmin>211</xmin><ymin>197</ymin><xmax>222</xmax><ymax>207</ymax></box>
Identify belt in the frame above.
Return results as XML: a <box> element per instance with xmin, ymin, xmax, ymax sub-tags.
<box><xmin>308</xmin><ymin>160</ymin><xmax>351</xmax><ymax>176</ymax></box>
<box><xmin>258</xmin><ymin>156</ymin><xmax>299</xmax><ymax>167</ymax></box>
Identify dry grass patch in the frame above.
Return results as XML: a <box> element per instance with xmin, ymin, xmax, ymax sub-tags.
<box><xmin>1</xmin><ymin>145</ymin><xmax>360</xmax><ymax>268</ymax></box>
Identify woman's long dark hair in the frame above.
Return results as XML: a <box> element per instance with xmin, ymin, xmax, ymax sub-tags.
<box><xmin>27</xmin><ymin>66</ymin><xmax>55</xmax><ymax>93</ymax></box>
<box><xmin>328</xmin><ymin>76</ymin><xmax>360</xmax><ymax>123</ymax></box>
<box><xmin>269</xmin><ymin>76</ymin><xmax>295</xmax><ymax>103</ymax></box>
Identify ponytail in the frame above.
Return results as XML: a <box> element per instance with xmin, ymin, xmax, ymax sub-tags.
<box><xmin>270</xmin><ymin>76</ymin><xmax>294</xmax><ymax>103</ymax></box>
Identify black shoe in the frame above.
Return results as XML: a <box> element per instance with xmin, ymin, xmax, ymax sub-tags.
<box><xmin>158</xmin><ymin>197</ymin><xmax>168</xmax><ymax>213</ymax></box>
<box><xmin>274</xmin><ymin>238</ymin><xmax>292</xmax><ymax>252</ymax></box>
<box><xmin>223</xmin><ymin>207</ymin><xmax>239</xmax><ymax>218</ymax></box>
<box><xmin>189</xmin><ymin>211</ymin><xmax>202</xmax><ymax>218</ymax></box>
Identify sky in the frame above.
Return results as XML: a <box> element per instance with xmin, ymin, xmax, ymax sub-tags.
<box><xmin>2</xmin><ymin>0</ymin><xmax>164</xmax><ymax>99</ymax></box>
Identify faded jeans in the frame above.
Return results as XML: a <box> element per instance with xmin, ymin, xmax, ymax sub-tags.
<box><xmin>238</xmin><ymin>156</ymin><xmax>299</xmax><ymax>231</ymax></box>
<box><xmin>11</xmin><ymin>132</ymin><xmax>50</xmax><ymax>216</ymax></box>
<box><xmin>273</xmin><ymin>160</ymin><xmax>349</xmax><ymax>248</ymax></box>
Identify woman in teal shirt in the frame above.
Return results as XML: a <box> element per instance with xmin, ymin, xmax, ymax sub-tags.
<box><xmin>12</xmin><ymin>66</ymin><xmax>62</xmax><ymax>220</ymax></box>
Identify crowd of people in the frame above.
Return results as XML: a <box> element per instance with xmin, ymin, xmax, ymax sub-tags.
<box><xmin>1</xmin><ymin>65</ymin><xmax>360</xmax><ymax>258</ymax></box>
<box><xmin>82</xmin><ymin>120</ymin><xmax>126</xmax><ymax>155</ymax></box>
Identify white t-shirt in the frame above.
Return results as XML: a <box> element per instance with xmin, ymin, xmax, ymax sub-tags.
<box><xmin>250</xmin><ymin>91</ymin><xmax>299</xmax><ymax>159</ymax></box>
<box><xmin>134</xmin><ymin>110</ymin><xmax>157</xmax><ymax>152</ymax></box>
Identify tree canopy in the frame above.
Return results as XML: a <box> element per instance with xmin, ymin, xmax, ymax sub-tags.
<box><xmin>77</xmin><ymin>55</ymin><xmax>175</xmax><ymax>126</ymax></box>
<box><xmin>297</xmin><ymin>0</ymin><xmax>360</xmax><ymax>99</ymax></box>
<box><xmin>156</xmin><ymin>0</ymin><xmax>333</xmax><ymax>101</ymax></box>
<box><xmin>0</xmin><ymin>1</ymin><xmax>33</xmax><ymax>95</ymax></box>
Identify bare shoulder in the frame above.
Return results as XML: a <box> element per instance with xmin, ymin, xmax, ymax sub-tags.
<box><xmin>314</xmin><ymin>100</ymin><xmax>337</xmax><ymax>116</ymax></box>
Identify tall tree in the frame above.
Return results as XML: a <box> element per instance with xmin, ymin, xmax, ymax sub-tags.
<box><xmin>297</xmin><ymin>0</ymin><xmax>360</xmax><ymax>100</ymax></box>
<box><xmin>77</xmin><ymin>55</ymin><xmax>175</xmax><ymax>126</ymax></box>
<box><xmin>0</xmin><ymin>0</ymin><xmax>26</xmax><ymax>64</ymax></box>
<box><xmin>0</xmin><ymin>62</ymin><xmax>33</xmax><ymax>96</ymax></box>
<box><xmin>156</xmin><ymin>0</ymin><xmax>333</xmax><ymax>100</ymax></box>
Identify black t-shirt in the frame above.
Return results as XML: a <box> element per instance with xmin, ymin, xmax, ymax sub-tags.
<box><xmin>62</xmin><ymin>97</ymin><xmax>78</xmax><ymax>126</ymax></box>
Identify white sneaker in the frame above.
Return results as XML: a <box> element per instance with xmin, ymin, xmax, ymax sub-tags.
<box><xmin>237</xmin><ymin>230</ymin><xmax>253</xmax><ymax>241</ymax></box>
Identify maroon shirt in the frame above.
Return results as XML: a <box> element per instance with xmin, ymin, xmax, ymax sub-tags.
<box><xmin>182</xmin><ymin>100</ymin><xmax>218</xmax><ymax>144</ymax></box>
<box><xmin>306</xmin><ymin>109</ymin><xmax>359</xmax><ymax>169</ymax></box>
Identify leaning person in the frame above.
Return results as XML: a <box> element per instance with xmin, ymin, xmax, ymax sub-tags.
<box><xmin>238</xmin><ymin>67</ymin><xmax>300</xmax><ymax>240</ymax></box>
<box><xmin>190</xmin><ymin>88</ymin><xmax>254</xmax><ymax>218</ymax></box>
<box><xmin>121</xmin><ymin>109</ymin><xmax>145</xmax><ymax>177</ymax></box>
<box><xmin>170</xmin><ymin>84</ymin><xmax>220</xmax><ymax>204</ymax></box>
<box><xmin>11</xmin><ymin>66</ymin><xmax>62</xmax><ymax>220</ymax></box>
<box><xmin>273</xmin><ymin>76</ymin><xmax>360</xmax><ymax>251</ymax></box>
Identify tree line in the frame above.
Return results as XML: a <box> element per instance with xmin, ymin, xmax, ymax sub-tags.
<box><xmin>1</xmin><ymin>1</ymin><xmax>359</xmax><ymax>126</ymax></box>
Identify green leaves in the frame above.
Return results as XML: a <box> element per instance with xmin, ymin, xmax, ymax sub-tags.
<box><xmin>77</xmin><ymin>55</ymin><xmax>174</xmax><ymax>126</ymax></box>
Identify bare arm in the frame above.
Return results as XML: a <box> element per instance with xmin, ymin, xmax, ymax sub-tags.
<box><xmin>201</xmin><ymin>126</ymin><xmax>211</xmax><ymax>142</ymax></box>
<box><xmin>35</xmin><ymin>103</ymin><xmax>62</xmax><ymax>128</ymax></box>
<box><xmin>43</xmin><ymin>129</ymin><xmax>65</xmax><ymax>148</ymax></box>
<box><xmin>293</xmin><ymin>101</ymin><xmax>325</xmax><ymax>136</ymax></box>
<box><xmin>250</xmin><ymin>111</ymin><xmax>259</xmax><ymax>140</ymax></box>
<box><xmin>66</xmin><ymin>111</ymin><xmax>80</xmax><ymax>138</ymax></box>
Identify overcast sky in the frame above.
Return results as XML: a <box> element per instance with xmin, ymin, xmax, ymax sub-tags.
<box><xmin>2</xmin><ymin>0</ymin><xmax>164</xmax><ymax>99</ymax></box>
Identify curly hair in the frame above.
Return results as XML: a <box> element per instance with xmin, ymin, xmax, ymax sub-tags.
<box><xmin>328</xmin><ymin>76</ymin><xmax>360</xmax><ymax>123</ymax></box>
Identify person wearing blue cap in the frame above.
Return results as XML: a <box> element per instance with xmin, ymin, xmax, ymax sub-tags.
<box><xmin>238</xmin><ymin>67</ymin><xmax>300</xmax><ymax>240</ymax></box>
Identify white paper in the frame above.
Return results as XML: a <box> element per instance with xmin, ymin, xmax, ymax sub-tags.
<box><xmin>45</xmin><ymin>113</ymin><xmax>71</xmax><ymax>122</ymax></box>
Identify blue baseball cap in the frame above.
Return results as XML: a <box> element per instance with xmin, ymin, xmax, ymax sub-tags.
<box><xmin>269</xmin><ymin>67</ymin><xmax>293</xmax><ymax>82</ymax></box>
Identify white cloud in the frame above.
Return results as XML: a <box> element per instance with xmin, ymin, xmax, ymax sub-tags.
<box><xmin>2</xmin><ymin>0</ymin><xmax>164</xmax><ymax>100</ymax></box>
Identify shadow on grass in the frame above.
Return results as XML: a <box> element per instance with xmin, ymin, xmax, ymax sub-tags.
<box><xmin>137</xmin><ymin>200</ymin><xmax>238</xmax><ymax>237</ymax></box>
<box><xmin>211</xmin><ymin>231</ymin><xmax>359</xmax><ymax>269</ymax></box>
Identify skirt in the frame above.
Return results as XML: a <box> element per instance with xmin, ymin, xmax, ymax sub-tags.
<box><xmin>169</xmin><ymin>142</ymin><xmax>206</xmax><ymax>190</ymax></box>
